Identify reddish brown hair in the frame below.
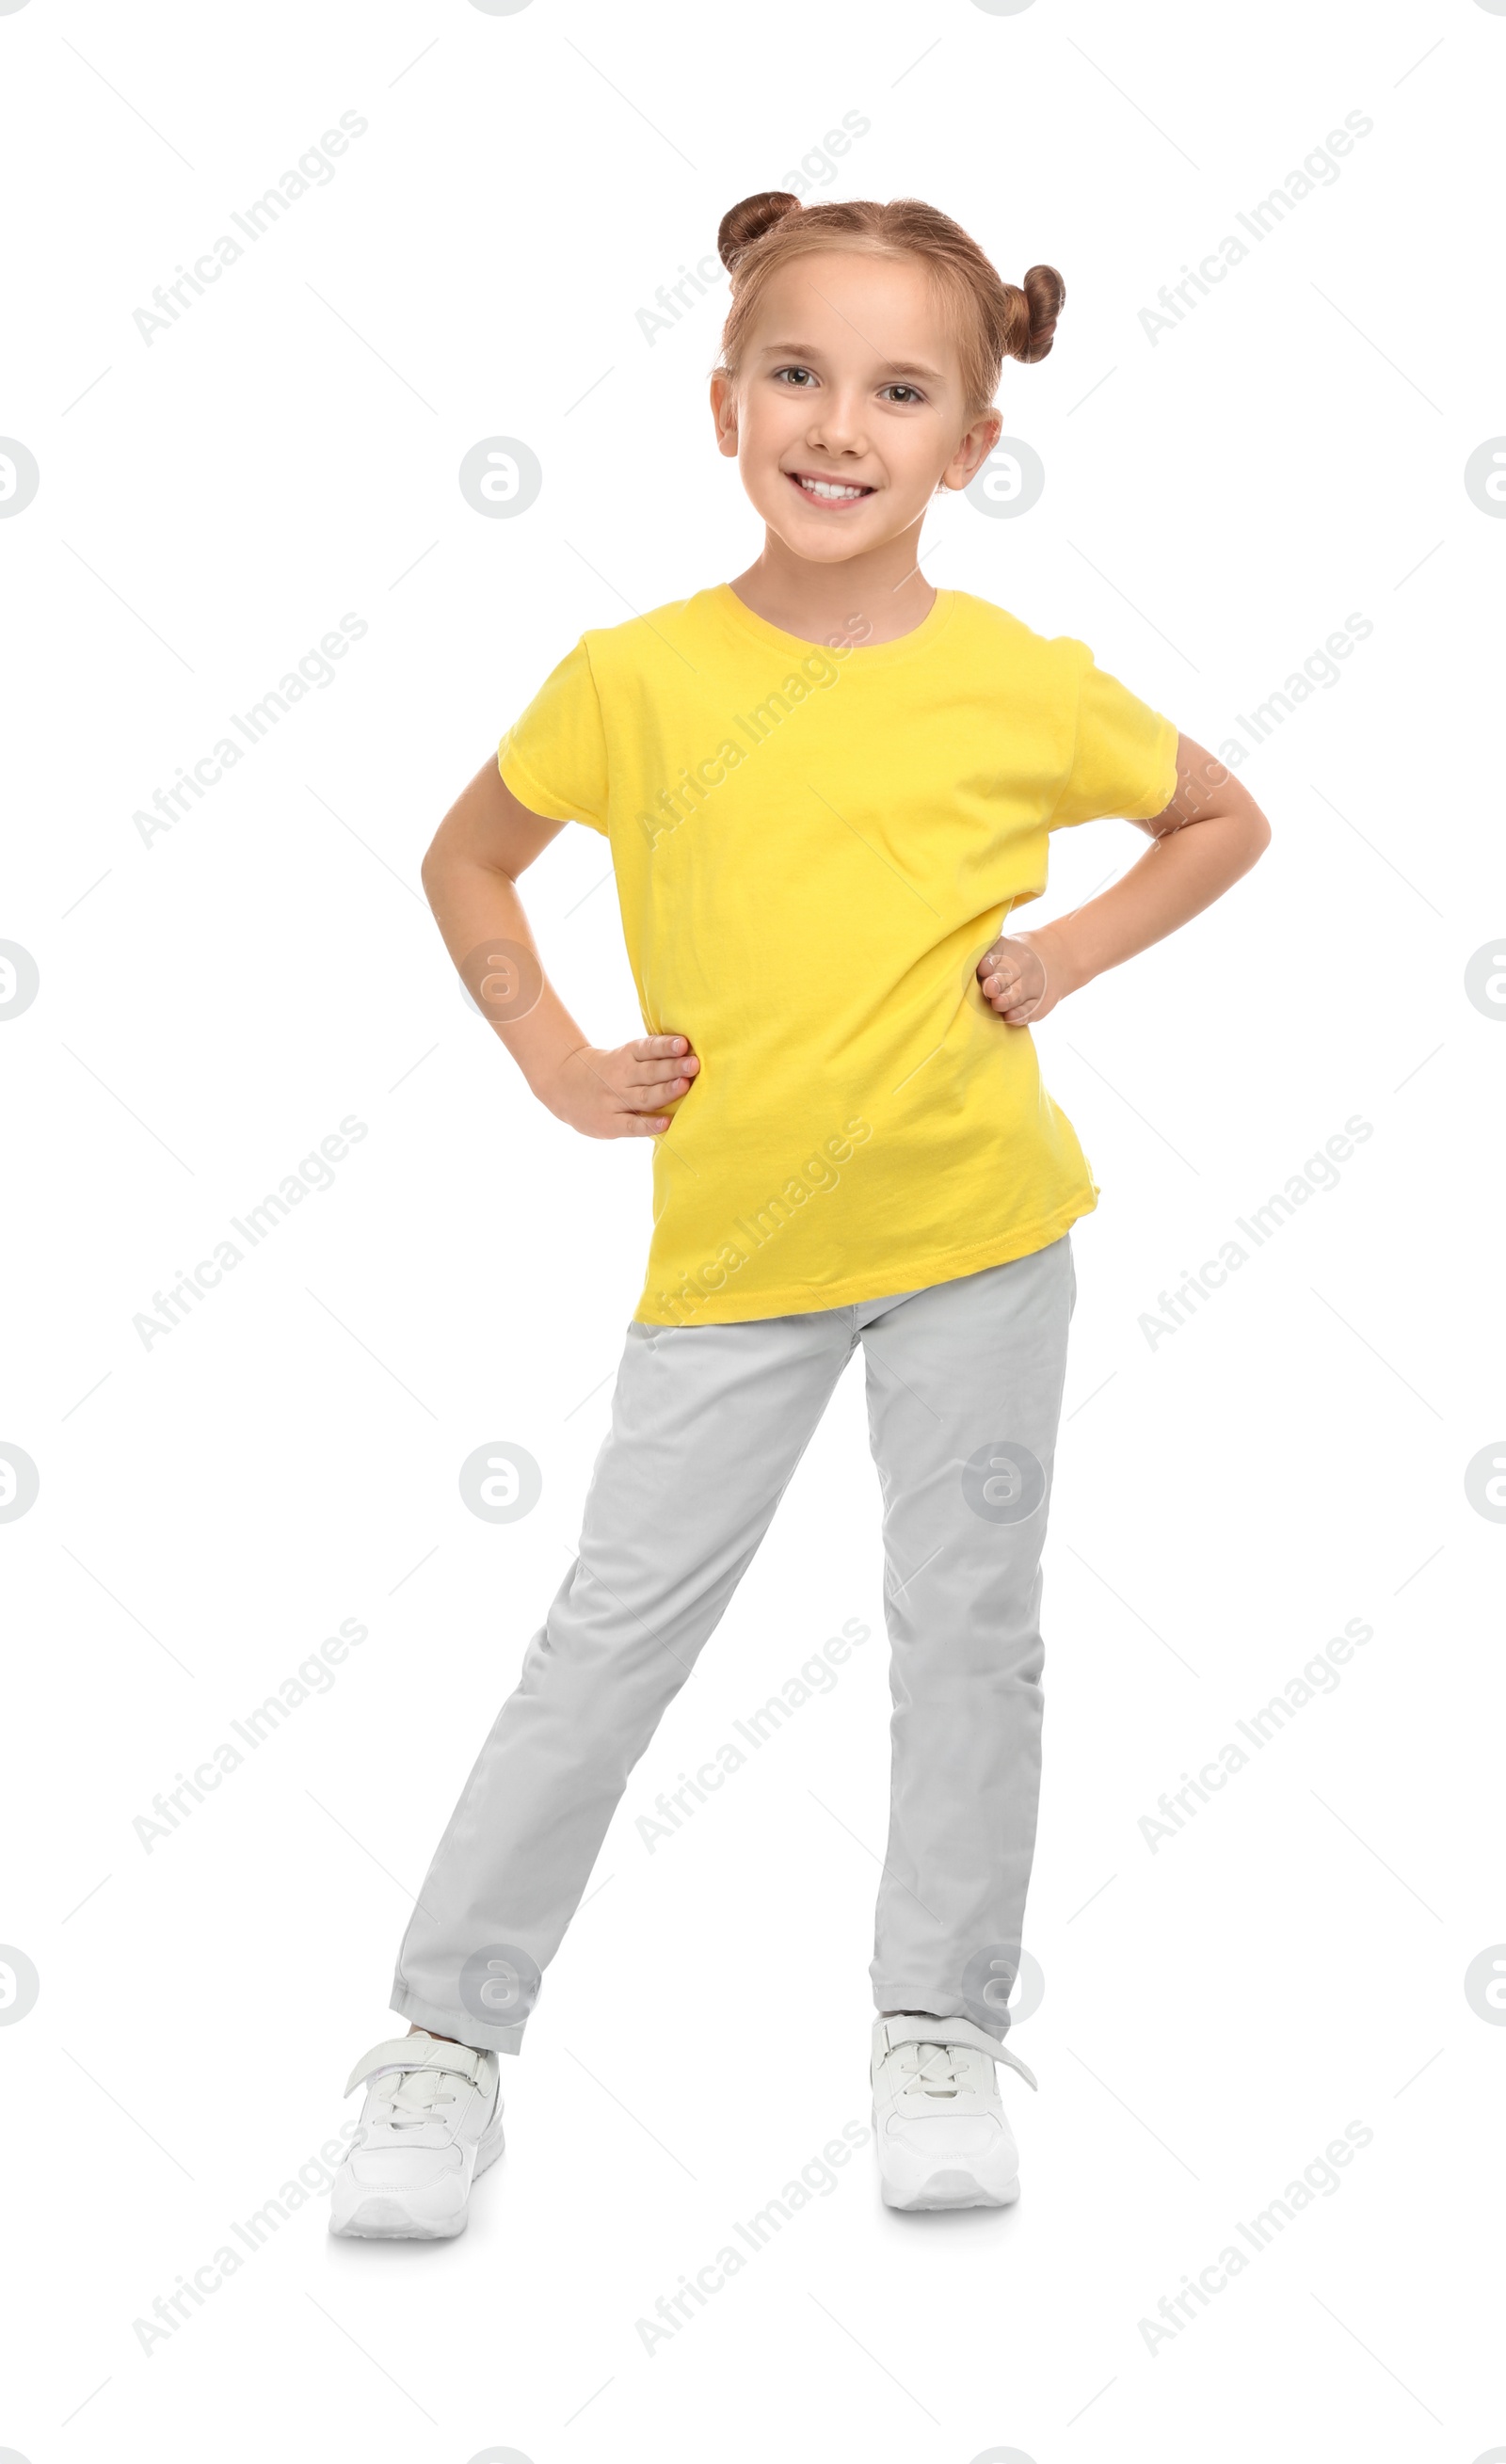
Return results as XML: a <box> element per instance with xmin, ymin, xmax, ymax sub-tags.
<box><xmin>713</xmin><ymin>192</ymin><xmax>1065</xmax><ymax>419</ymax></box>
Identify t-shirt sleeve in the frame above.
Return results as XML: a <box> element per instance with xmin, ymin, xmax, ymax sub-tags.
<box><xmin>1048</xmin><ymin>644</ymin><xmax>1180</xmax><ymax>830</ymax></box>
<box><xmin>497</xmin><ymin>636</ymin><xmax>609</xmax><ymax>836</ymax></box>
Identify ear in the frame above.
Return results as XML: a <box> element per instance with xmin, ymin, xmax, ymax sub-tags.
<box><xmin>940</xmin><ymin>408</ymin><xmax>1003</xmax><ymax>494</ymax></box>
<box><xmin>710</xmin><ymin>370</ymin><xmax>740</xmax><ymax>460</ymax></box>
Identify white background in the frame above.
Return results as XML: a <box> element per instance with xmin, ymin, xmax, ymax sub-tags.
<box><xmin>2</xmin><ymin>1</ymin><xmax>1503</xmax><ymax>2457</ymax></box>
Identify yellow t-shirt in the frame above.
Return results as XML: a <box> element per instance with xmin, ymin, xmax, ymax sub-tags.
<box><xmin>498</xmin><ymin>584</ymin><xmax>1178</xmax><ymax>1327</ymax></box>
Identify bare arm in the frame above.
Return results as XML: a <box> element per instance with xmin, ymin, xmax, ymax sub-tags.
<box><xmin>422</xmin><ymin>756</ymin><xmax>698</xmax><ymax>1136</ymax></box>
<box><xmin>978</xmin><ymin>734</ymin><xmax>1271</xmax><ymax>1023</ymax></box>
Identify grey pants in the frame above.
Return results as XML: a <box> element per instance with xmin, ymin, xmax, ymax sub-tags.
<box><xmin>392</xmin><ymin>1233</ymin><xmax>1077</xmax><ymax>2053</ymax></box>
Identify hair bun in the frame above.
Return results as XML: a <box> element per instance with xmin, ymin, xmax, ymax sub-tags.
<box><xmin>717</xmin><ymin>191</ymin><xmax>802</xmax><ymax>273</ymax></box>
<box><xmin>1018</xmin><ymin>264</ymin><xmax>1065</xmax><ymax>363</ymax></box>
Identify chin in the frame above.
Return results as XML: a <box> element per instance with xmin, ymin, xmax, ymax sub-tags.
<box><xmin>776</xmin><ymin>526</ymin><xmax>870</xmax><ymax>563</ymax></box>
<box><xmin>763</xmin><ymin>504</ymin><xmax>881</xmax><ymax>558</ymax></box>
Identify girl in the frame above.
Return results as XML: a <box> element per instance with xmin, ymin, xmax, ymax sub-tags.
<box><xmin>329</xmin><ymin>191</ymin><xmax>1270</xmax><ymax>2235</ymax></box>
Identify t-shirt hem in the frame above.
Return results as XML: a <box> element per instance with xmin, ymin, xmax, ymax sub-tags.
<box><xmin>630</xmin><ymin>1191</ymin><xmax>1098</xmax><ymax>1327</ymax></box>
<box><xmin>1122</xmin><ymin>712</ymin><xmax>1180</xmax><ymax>821</ymax></box>
<box><xmin>497</xmin><ymin>740</ymin><xmax>606</xmax><ymax>833</ymax></box>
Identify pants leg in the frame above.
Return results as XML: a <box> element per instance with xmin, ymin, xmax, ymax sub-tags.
<box><xmin>392</xmin><ymin>1306</ymin><xmax>854</xmax><ymax>2052</ymax></box>
<box><xmin>859</xmin><ymin>1232</ymin><xmax>1077</xmax><ymax>2038</ymax></box>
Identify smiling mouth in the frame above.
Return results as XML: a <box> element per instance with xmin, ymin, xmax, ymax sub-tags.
<box><xmin>785</xmin><ymin>471</ymin><xmax>876</xmax><ymax>504</ymax></box>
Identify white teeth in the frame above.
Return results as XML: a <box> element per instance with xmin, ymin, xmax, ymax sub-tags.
<box><xmin>797</xmin><ymin>475</ymin><xmax>868</xmax><ymax>499</ymax></box>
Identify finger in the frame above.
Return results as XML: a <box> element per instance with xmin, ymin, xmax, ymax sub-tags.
<box><xmin>626</xmin><ymin>1072</ymin><xmax>692</xmax><ymax>1105</ymax></box>
<box><xmin>632</xmin><ymin>1034</ymin><xmax>692</xmax><ymax>1060</ymax></box>
<box><xmin>627</xmin><ymin>1054</ymin><xmax>698</xmax><ymax>1086</ymax></box>
<box><xmin>621</xmin><ymin>1079</ymin><xmax>687</xmax><ymax>1109</ymax></box>
<box><xmin>618</xmin><ymin>1112</ymin><xmax>669</xmax><ymax>1135</ymax></box>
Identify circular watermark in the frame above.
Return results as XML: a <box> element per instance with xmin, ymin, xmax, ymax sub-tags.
<box><xmin>961</xmin><ymin>1942</ymin><xmax>1046</xmax><ymax>2031</ymax></box>
<box><xmin>469</xmin><ymin>0</ymin><xmax>533</xmax><ymax>11</ymax></box>
<box><xmin>961</xmin><ymin>1439</ymin><xmax>1045</xmax><ymax>1523</ymax></box>
<box><xmin>1463</xmin><ymin>1443</ymin><xmax>1506</xmax><ymax>1522</ymax></box>
<box><xmin>1464</xmin><ymin>1945</ymin><xmax>1506</xmax><ymax>2024</ymax></box>
<box><xmin>1465</xmin><ymin>437</ymin><xmax>1506</xmax><ymax>513</ymax></box>
<box><xmin>459</xmin><ymin>1944</ymin><xmax>541</xmax><ymax>2028</ymax></box>
<box><xmin>971</xmin><ymin>0</ymin><xmax>1036</xmax><ymax>12</ymax></box>
<box><xmin>965</xmin><ymin>437</ymin><xmax>1045</xmax><ymax>518</ymax></box>
<box><xmin>458</xmin><ymin>1442</ymin><xmax>542</xmax><ymax>1524</ymax></box>
<box><xmin>0</xmin><ymin>438</ymin><xmax>40</xmax><ymax>516</ymax></box>
<box><xmin>1465</xmin><ymin>939</ymin><xmax>1506</xmax><ymax>1018</ymax></box>
<box><xmin>1472</xmin><ymin>0</ymin><xmax>1506</xmax><ymax>13</ymax></box>
<box><xmin>459</xmin><ymin>436</ymin><xmax>542</xmax><ymax>518</ymax></box>
<box><xmin>467</xmin><ymin>2453</ymin><xmax>535</xmax><ymax>2464</ymax></box>
<box><xmin>457</xmin><ymin>937</ymin><xmax>543</xmax><ymax>1024</ymax></box>
<box><xmin>0</xmin><ymin>1946</ymin><xmax>40</xmax><ymax>2025</ymax></box>
<box><xmin>969</xmin><ymin>2452</ymin><xmax>1037</xmax><ymax>2464</ymax></box>
<box><xmin>0</xmin><ymin>941</ymin><xmax>40</xmax><ymax>1020</ymax></box>
<box><xmin>0</xmin><ymin>1444</ymin><xmax>40</xmax><ymax>1523</ymax></box>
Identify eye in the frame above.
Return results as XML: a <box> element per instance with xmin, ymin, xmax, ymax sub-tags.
<box><xmin>880</xmin><ymin>383</ymin><xmax>924</xmax><ymax>405</ymax></box>
<box><xmin>772</xmin><ymin>364</ymin><xmax>817</xmax><ymax>387</ymax></box>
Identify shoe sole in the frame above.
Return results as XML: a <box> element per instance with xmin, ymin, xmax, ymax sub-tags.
<box><xmin>328</xmin><ymin>2117</ymin><xmax>505</xmax><ymax>2241</ymax></box>
<box><xmin>880</xmin><ymin>2168</ymin><xmax>1020</xmax><ymax>2212</ymax></box>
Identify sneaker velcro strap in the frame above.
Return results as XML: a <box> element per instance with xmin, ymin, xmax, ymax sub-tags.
<box><xmin>344</xmin><ymin>2034</ymin><xmax>487</xmax><ymax>2098</ymax></box>
<box><xmin>874</xmin><ymin>2014</ymin><xmax>1038</xmax><ymax>2091</ymax></box>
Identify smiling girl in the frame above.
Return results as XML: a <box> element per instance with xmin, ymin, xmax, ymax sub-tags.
<box><xmin>329</xmin><ymin>191</ymin><xmax>1270</xmax><ymax>2236</ymax></box>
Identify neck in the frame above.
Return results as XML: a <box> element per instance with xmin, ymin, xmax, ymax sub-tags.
<box><xmin>729</xmin><ymin>514</ymin><xmax>938</xmax><ymax>647</ymax></box>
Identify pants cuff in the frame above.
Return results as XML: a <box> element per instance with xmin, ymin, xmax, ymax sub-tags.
<box><xmin>390</xmin><ymin>1977</ymin><xmax>525</xmax><ymax>2056</ymax></box>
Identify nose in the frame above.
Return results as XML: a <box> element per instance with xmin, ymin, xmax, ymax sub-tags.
<box><xmin>804</xmin><ymin>386</ymin><xmax>870</xmax><ymax>459</ymax></box>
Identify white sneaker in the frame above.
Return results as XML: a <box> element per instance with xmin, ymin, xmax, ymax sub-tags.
<box><xmin>871</xmin><ymin>2014</ymin><xmax>1037</xmax><ymax>2211</ymax></box>
<box><xmin>328</xmin><ymin>2031</ymin><xmax>505</xmax><ymax>2240</ymax></box>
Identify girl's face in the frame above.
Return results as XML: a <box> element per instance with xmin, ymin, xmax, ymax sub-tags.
<box><xmin>712</xmin><ymin>248</ymin><xmax>1002</xmax><ymax>565</ymax></box>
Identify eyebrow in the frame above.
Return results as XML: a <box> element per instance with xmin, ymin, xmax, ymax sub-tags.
<box><xmin>755</xmin><ymin>342</ymin><xmax>946</xmax><ymax>382</ymax></box>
